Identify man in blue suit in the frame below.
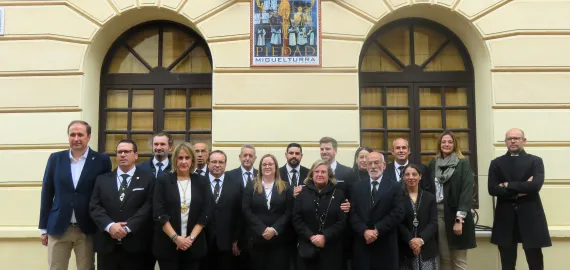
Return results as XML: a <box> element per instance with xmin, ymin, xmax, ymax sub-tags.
<box><xmin>38</xmin><ymin>120</ymin><xmax>112</xmax><ymax>270</ymax></box>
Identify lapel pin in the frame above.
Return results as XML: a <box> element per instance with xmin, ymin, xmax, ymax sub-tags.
<box><xmin>92</xmin><ymin>157</ymin><xmax>95</xmax><ymax>160</ymax></box>
<box><xmin>137</xmin><ymin>177</ymin><xmax>140</xmax><ymax>179</ymax></box>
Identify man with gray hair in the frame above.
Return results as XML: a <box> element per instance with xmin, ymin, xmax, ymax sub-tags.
<box><xmin>488</xmin><ymin>128</ymin><xmax>551</xmax><ymax>270</ymax></box>
<box><xmin>228</xmin><ymin>144</ymin><xmax>258</xmax><ymax>188</ymax></box>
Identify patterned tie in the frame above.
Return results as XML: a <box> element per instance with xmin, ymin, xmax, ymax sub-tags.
<box><xmin>120</xmin><ymin>174</ymin><xmax>129</xmax><ymax>201</ymax></box>
<box><xmin>214</xmin><ymin>179</ymin><xmax>221</xmax><ymax>202</ymax></box>
<box><xmin>397</xmin><ymin>166</ymin><xmax>404</xmax><ymax>181</ymax></box>
<box><xmin>156</xmin><ymin>162</ymin><xmax>164</xmax><ymax>177</ymax></box>
<box><xmin>291</xmin><ymin>169</ymin><xmax>298</xmax><ymax>187</ymax></box>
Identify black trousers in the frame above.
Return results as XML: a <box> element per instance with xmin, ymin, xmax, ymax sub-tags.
<box><xmin>250</xmin><ymin>244</ymin><xmax>290</xmax><ymax>270</ymax></box>
<box><xmin>157</xmin><ymin>251</ymin><xmax>201</xmax><ymax>270</ymax></box>
<box><xmin>97</xmin><ymin>245</ymin><xmax>144</xmax><ymax>270</ymax></box>
<box><xmin>499</xmin><ymin>246</ymin><xmax>543</xmax><ymax>270</ymax></box>
<box><xmin>204</xmin><ymin>242</ymin><xmax>234</xmax><ymax>270</ymax></box>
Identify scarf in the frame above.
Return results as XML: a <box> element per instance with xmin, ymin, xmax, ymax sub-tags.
<box><xmin>435</xmin><ymin>153</ymin><xmax>459</xmax><ymax>185</ymax></box>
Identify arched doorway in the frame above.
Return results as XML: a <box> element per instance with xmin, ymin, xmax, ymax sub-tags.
<box><xmin>359</xmin><ymin>18</ymin><xmax>476</xmax><ymax>168</ymax></box>
<box><xmin>98</xmin><ymin>20</ymin><xmax>212</xmax><ymax>165</ymax></box>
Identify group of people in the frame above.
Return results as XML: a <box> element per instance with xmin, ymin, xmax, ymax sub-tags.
<box><xmin>39</xmin><ymin>120</ymin><xmax>551</xmax><ymax>270</ymax></box>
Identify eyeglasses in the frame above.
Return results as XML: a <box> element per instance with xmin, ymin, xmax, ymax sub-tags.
<box><xmin>210</xmin><ymin>160</ymin><xmax>226</xmax><ymax>165</ymax></box>
<box><xmin>117</xmin><ymin>150</ymin><xmax>134</xmax><ymax>155</ymax></box>
<box><xmin>262</xmin><ymin>163</ymin><xmax>275</xmax><ymax>167</ymax></box>
<box><xmin>506</xmin><ymin>137</ymin><xmax>522</xmax><ymax>141</ymax></box>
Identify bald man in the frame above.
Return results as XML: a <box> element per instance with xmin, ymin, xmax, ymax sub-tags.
<box><xmin>193</xmin><ymin>142</ymin><xmax>210</xmax><ymax>176</ymax></box>
<box><xmin>349</xmin><ymin>152</ymin><xmax>403</xmax><ymax>270</ymax></box>
<box><xmin>488</xmin><ymin>128</ymin><xmax>551</xmax><ymax>270</ymax></box>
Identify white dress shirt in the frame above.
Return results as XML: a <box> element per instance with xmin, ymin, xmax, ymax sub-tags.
<box><xmin>394</xmin><ymin>161</ymin><xmax>408</xmax><ymax>182</ymax></box>
<box><xmin>330</xmin><ymin>160</ymin><xmax>338</xmax><ymax>175</ymax></box>
<box><xmin>69</xmin><ymin>147</ymin><xmax>90</xmax><ymax>224</ymax></box>
<box><xmin>241</xmin><ymin>166</ymin><xmax>255</xmax><ymax>187</ymax></box>
<box><xmin>178</xmin><ymin>179</ymin><xmax>192</xmax><ymax>237</ymax></box>
<box><xmin>262</xmin><ymin>181</ymin><xmax>275</xmax><ymax>210</ymax></box>
<box><xmin>286</xmin><ymin>163</ymin><xmax>301</xmax><ymax>186</ymax></box>
<box><xmin>153</xmin><ymin>158</ymin><xmax>169</xmax><ymax>177</ymax></box>
<box><xmin>370</xmin><ymin>176</ymin><xmax>383</xmax><ymax>192</ymax></box>
<box><xmin>194</xmin><ymin>164</ymin><xmax>208</xmax><ymax>176</ymax></box>
<box><xmin>105</xmin><ymin>167</ymin><xmax>136</xmax><ymax>233</ymax></box>
<box><xmin>209</xmin><ymin>173</ymin><xmax>225</xmax><ymax>202</ymax></box>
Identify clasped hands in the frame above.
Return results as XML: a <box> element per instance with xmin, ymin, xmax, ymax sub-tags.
<box><xmin>409</xmin><ymin>238</ymin><xmax>423</xmax><ymax>256</ymax></box>
<box><xmin>174</xmin><ymin>235</ymin><xmax>195</xmax><ymax>251</ymax></box>
<box><xmin>364</xmin><ymin>229</ymin><xmax>378</xmax><ymax>244</ymax></box>
<box><xmin>500</xmin><ymin>176</ymin><xmax>533</xmax><ymax>197</ymax></box>
<box><xmin>310</xmin><ymin>234</ymin><xmax>326</xmax><ymax>248</ymax></box>
<box><xmin>262</xmin><ymin>227</ymin><xmax>277</xmax><ymax>240</ymax></box>
<box><xmin>109</xmin><ymin>222</ymin><xmax>128</xmax><ymax>240</ymax></box>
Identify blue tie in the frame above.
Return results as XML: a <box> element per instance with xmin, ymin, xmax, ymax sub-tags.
<box><xmin>157</xmin><ymin>162</ymin><xmax>164</xmax><ymax>177</ymax></box>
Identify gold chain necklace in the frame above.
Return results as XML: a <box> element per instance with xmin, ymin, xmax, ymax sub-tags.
<box><xmin>178</xmin><ymin>179</ymin><xmax>191</xmax><ymax>214</ymax></box>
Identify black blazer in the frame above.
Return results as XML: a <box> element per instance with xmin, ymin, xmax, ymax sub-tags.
<box><xmin>293</xmin><ymin>182</ymin><xmax>346</xmax><ymax>249</ymax></box>
<box><xmin>279</xmin><ymin>165</ymin><xmax>309</xmax><ymax>187</ymax></box>
<box><xmin>398</xmin><ymin>190</ymin><xmax>438</xmax><ymax>261</ymax></box>
<box><xmin>152</xmin><ymin>172</ymin><xmax>212</xmax><ymax>260</ymax></box>
<box><xmin>242</xmin><ymin>180</ymin><xmax>294</xmax><ymax>246</ymax></box>
<box><xmin>89</xmin><ymin>169</ymin><xmax>155</xmax><ymax>254</ymax></box>
<box><xmin>205</xmin><ymin>173</ymin><xmax>244</xmax><ymax>251</ymax></box>
<box><xmin>488</xmin><ymin>150</ymin><xmax>551</xmax><ymax>249</ymax></box>
<box><xmin>385</xmin><ymin>162</ymin><xmax>431</xmax><ymax>191</ymax></box>
<box><xmin>228</xmin><ymin>167</ymin><xmax>259</xmax><ymax>188</ymax></box>
<box><xmin>136</xmin><ymin>158</ymin><xmax>172</xmax><ymax>177</ymax></box>
<box><xmin>333</xmin><ymin>162</ymin><xmax>359</xmax><ymax>200</ymax></box>
<box><xmin>350</xmin><ymin>175</ymin><xmax>404</xmax><ymax>270</ymax></box>
<box><xmin>39</xmin><ymin>149</ymin><xmax>112</xmax><ymax>235</ymax></box>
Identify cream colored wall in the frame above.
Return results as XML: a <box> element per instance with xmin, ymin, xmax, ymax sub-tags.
<box><xmin>1</xmin><ymin>0</ymin><xmax>569</xmax><ymax>269</ymax></box>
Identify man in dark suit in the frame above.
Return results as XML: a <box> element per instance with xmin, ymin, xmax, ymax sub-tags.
<box><xmin>279</xmin><ymin>143</ymin><xmax>309</xmax><ymax>188</ymax></box>
<box><xmin>350</xmin><ymin>152</ymin><xmax>404</xmax><ymax>270</ymax></box>
<box><xmin>203</xmin><ymin>150</ymin><xmax>243</xmax><ymax>270</ymax></box>
<box><xmin>227</xmin><ymin>144</ymin><xmax>258</xmax><ymax>188</ymax></box>
<box><xmin>90</xmin><ymin>139</ymin><xmax>155</xmax><ymax>270</ymax></box>
<box><xmin>193</xmin><ymin>142</ymin><xmax>210</xmax><ymax>177</ymax></box>
<box><xmin>226</xmin><ymin>145</ymin><xmax>258</xmax><ymax>270</ymax></box>
<box><xmin>488</xmin><ymin>128</ymin><xmax>551</xmax><ymax>270</ymax></box>
<box><xmin>38</xmin><ymin>120</ymin><xmax>112</xmax><ymax>270</ymax></box>
<box><xmin>384</xmin><ymin>138</ymin><xmax>430</xmax><ymax>190</ymax></box>
<box><xmin>136</xmin><ymin>132</ymin><xmax>173</xmax><ymax>177</ymax></box>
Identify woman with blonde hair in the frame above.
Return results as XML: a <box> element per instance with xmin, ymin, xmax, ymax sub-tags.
<box><xmin>242</xmin><ymin>154</ymin><xmax>294</xmax><ymax>270</ymax></box>
<box><xmin>427</xmin><ymin>131</ymin><xmax>476</xmax><ymax>270</ymax></box>
<box><xmin>153</xmin><ymin>142</ymin><xmax>212</xmax><ymax>270</ymax></box>
<box><xmin>293</xmin><ymin>160</ymin><xmax>346</xmax><ymax>270</ymax></box>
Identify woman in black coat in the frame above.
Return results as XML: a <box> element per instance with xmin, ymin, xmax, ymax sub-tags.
<box><xmin>399</xmin><ymin>164</ymin><xmax>438</xmax><ymax>270</ymax></box>
<box><xmin>242</xmin><ymin>154</ymin><xmax>294</xmax><ymax>270</ymax></box>
<box><xmin>153</xmin><ymin>142</ymin><xmax>212</xmax><ymax>270</ymax></box>
<box><xmin>293</xmin><ymin>160</ymin><xmax>347</xmax><ymax>270</ymax></box>
<box><xmin>352</xmin><ymin>146</ymin><xmax>373</xmax><ymax>181</ymax></box>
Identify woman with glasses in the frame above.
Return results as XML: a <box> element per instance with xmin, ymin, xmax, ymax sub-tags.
<box><xmin>293</xmin><ymin>160</ymin><xmax>347</xmax><ymax>270</ymax></box>
<box><xmin>242</xmin><ymin>154</ymin><xmax>294</xmax><ymax>270</ymax></box>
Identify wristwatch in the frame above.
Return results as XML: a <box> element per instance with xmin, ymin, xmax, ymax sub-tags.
<box><xmin>455</xmin><ymin>218</ymin><xmax>464</xmax><ymax>224</ymax></box>
<box><xmin>190</xmin><ymin>235</ymin><xmax>196</xmax><ymax>241</ymax></box>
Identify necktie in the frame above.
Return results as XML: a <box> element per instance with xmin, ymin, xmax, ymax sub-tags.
<box><xmin>397</xmin><ymin>166</ymin><xmax>404</xmax><ymax>181</ymax></box>
<box><xmin>196</xmin><ymin>169</ymin><xmax>203</xmax><ymax>176</ymax></box>
<box><xmin>119</xmin><ymin>174</ymin><xmax>129</xmax><ymax>201</ymax></box>
<box><xmin>371</xmin><ymin>181</ymin><xmax>379</xmax><ymax>204</ymax></box>
<box><xmin>291</xmin><ymin>169</ymin><xmax>298</xmax><ymax>187</ymax></box>
<box><xmin>156</xmin><ymin>162</ymin><xmax>164</xmax><ymax>177</ymax></box>
<box><xmin>246</xmin><ymin>172</ymin><xmax>252</xmax><ymax>185</ymax></box>
<box><xmin>213</xmin><ymin>179</ymin><xmax>221</xmax><ymax>202</ymax></box>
